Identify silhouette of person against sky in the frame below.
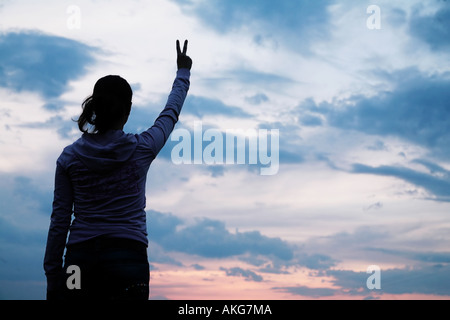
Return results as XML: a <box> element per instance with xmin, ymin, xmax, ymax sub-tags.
<box><xmin>44</xmin><ymin>40</ymin><xmax>192</xmax><ymax>300</ymax></box>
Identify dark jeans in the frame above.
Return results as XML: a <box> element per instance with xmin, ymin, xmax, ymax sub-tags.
<box><xmin>61</xmin><ymin>237</ymin><xmax>149</xmax><ymax>300</ymax></box>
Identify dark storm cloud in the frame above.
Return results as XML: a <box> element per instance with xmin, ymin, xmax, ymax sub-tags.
<box><xmin>148</xmin><ymin>210</ymin><xmax>294</xmax><ymax>261</ymax></box>
<box><xmin>409</xmin><ymin>2</ymin><xmax>450</xmax><ymax>51</ymax></box>
<box><xmin>0</xmin><ymin>30</ymin><xmax>97</xmax><ymax>99</ymax></box>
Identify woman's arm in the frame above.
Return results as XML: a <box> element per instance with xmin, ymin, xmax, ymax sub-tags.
<box><xmin>43</xmin><ymin>160</ymin><xmax>74</xmax><ymax>296</ymax></box>
<box><xmin>138</xmin><ymin>40</ymin><xmax>192</xmax><ymax>156</ymax></box>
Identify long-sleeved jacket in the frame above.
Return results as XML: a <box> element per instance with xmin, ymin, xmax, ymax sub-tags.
<box><xmin>43</xmin><ymin>69</ymin><xmax>190</xmax><ymax>289</ymax></box>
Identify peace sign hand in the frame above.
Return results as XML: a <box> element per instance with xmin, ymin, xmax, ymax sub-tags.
<box><xmin>176</xmin><ymin>39</ymin><xmax>193</xmax><ymax>71</ymax></box>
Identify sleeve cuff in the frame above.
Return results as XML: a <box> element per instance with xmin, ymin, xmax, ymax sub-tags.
<box><xmin>177</xmin><ymin>68</ymin><xmax>191</xmax><ymax>78</ymax></box>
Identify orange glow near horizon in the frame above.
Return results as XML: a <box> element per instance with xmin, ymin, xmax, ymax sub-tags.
<box><xmin>148</xmin><ymin>260</ymin><xmax>450</xmax><ymax>300</ymax></box>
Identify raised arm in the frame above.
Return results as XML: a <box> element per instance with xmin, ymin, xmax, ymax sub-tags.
<box><xmin>138</xmin><ymin>39</ymin><xmax>192</xmax><ymax>156</ymax></box>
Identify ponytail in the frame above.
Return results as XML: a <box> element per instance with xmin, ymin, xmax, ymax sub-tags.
<box><xmin>77</xmin><ymin>95</ymin><xmax>96</xmax><ymax>133</ymax></box>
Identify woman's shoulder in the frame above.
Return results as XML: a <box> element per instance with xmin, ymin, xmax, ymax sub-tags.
<box><xmin>56</xmin><ymin>137</ymin><xmax>82</xmax><ymax>168</ymax></box>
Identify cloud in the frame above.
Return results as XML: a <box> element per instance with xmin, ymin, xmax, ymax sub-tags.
<box><xmin>409</xmin><ymin>3</ymin><xmax>450</xmax><ymax>51</ymax></box>
<box><xmin>196</xmin><ymin>69</ymin><xmax>296</xmax><ymax>103</ymax></box>
<box><xmin>191</xmin><ymin>263</ymin><xmax>205</xmax><ymax>270</ymax></box>
<box><xmin>183</xmin><ymin>95</ymin><xmax>252</xmax><ymax>119</ymax></box>
<box><xmin>295</xmin><ymin>253</ymin><xmax>337</xmax><ymax>270</ymax></box>
<box><xmin>258</xmin><ymin>121</ymin><xmax>304</xmax><ymax>165</ymax></box>
<box><xmin>327</xmin><ymin>264</ymin><xmax>450</xmax><ymax>296</ymax></box>
<box><xmin>245</xmin><ymin>93</ymin><xmax>269</xmax><ymax>105</ymax></box>
<box><xmin>318</xmin><ymin>68</ymin><xmax>450</xmax><ymax>157</ymax></box>
<box><xmin>173</xmin><ymin>0</ymin><xmax>333</xmax><ymax>52</ymax></box>
<box><xmin>352</xmin><ymin>161</ymin><xmax>450</xmax><ymax>201</ymax></box>
<box><xmin>293</xmin><ymin>67</ymin><xmax>450</xmax><ymax>200</ymax></box>
<box><xmin>228</xmin><ymin>69</ymin><xmax>295</xmax><ymax>87</ymax></box>
<box><xmin>11</xmin><ymin>176</ymin><xmax>53</xmax><ymax>215</ymax></box>
<box><xmin>366</xmin><ymin>140</ymin><xmax>388</xmax><ymax>151</ymax></box>
<box><xmin>142</xmin><ymin>118</ymin><xmax>285</xmax><ymax>176</ymax></box>
<box><xmin>0</xmin><ymin>173</ymin><xmax>53</xmax><ymax>225</ymax></box>
<box><xmin>299</xmin><ymin>113</ymin><xmax>323</xmax><ymax>127</ymax></box>
<box><xmin>147</xmin><ymin>242</ymin><xmax>184</xmax><ymax>267</ymax></box>
<box><xmin>1</xmin><ymin>0</ymin><xmax>449</xmax><ymax>300</ymax></box>
<box><xmin>287</xmin><ymin>222</ymin><xmax>450</xmax><ymax>297</ymax></box>
<box><xmin>368</xmin><ymin>248</ymin><xmax>450</xmax><ymax>264</ymax></box>
<box><xmin>274</xmin><ymin>254</ymin><xmax>450</xmax><ymax>297</ymax></box>
<box><xmin>146</xmin><ymin>209</ymin><xmax>344</xmax><ymax>278</ymax></box>
<box><xmin>123</xmin><ymin>95</ymin><xmax>251</xmax><ymax>164</ymax></box>
<box><xmin>0</xmin><ymin>172</ymin><xmax>58</xmax><ymax>299</ymax></box>
<box><xmin>0</xmin><ymin>30</ymin><xmax>97</xmax><ymax>99</ymax></box>
<box><xmin>148</xmin><ymin>210</ymin><xmax>294</xmax><ymax>260</ymax></box>
<box><xmin>220</xmin><ymin>267</ymin><xmax>263</xmax><ymax>282</ymax></box>
<box><xmin>17</xmin><ymin>115</ymin><xmax>76</xmax><ymax>140</ymax></box>
<box><xmin>273</xmin><ymin>285</ymin><xmax>336</xmax><ymax>298</ymax></box>
<box><xmin>147</xmin><ymin>207</ymin><xmax>450</xmax><ymax>298</ymax></box>
<box><xmin>147</xmin><ymin>210</ymin><xmax>183</xmax><ymax>241</ymax></box>
<box><xmin>0</xmin><ymin>207</ymin><xmax>47</xmax><ymax>299</ymax></box>
<box><xmin>363</xmin><ymin>201</ymin><xmax>383</xmax><ymax>211</ymax></box>
<box><xmin>124</xmin><ymin>105</ymin><xmax>161</xmax><ymax>134</ymax></box>
<box><xmin>1</xmin><ymin>175</ymin><xmax>448</xmax><ymax>299</ymax></box>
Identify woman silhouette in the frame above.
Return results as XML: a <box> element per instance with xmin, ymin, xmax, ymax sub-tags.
<box><xmin>44</xmin><ymin>40</ymin><xmax>192</xmax><ymax>300</ymax></box>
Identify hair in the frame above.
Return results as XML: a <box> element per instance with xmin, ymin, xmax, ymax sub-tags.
<box><xmin>77</xmin><ymin>75</ymin><xmax>133</xmax><ymax>133</ymax></box>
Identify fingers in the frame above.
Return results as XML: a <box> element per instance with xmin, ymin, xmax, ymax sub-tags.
<box><xmin>176</xmin><ymin>40</ymin><xmax>181</xmax><ymax>56</ymax></box>
<box><xmin>176</xmin><ymin>39</ymin><xmax>192</xmax><ymax>70</ymax></box>
<box><xmin>176</xmin><ymin>39</ymin><xmax>188</xmax><ymax>56</ymax></box>
<box><xmin>182</xmin><ymin>40</ymin><xmax>188</xmax><ymax>55</ymax></box>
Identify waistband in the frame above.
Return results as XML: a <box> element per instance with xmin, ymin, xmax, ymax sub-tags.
<box><xmin>67</xmin><ymin>236</ymin><xmax>146</xmax><ymax>252</ymax></box>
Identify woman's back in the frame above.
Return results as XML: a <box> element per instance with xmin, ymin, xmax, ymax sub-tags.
<box><xmin>44</xmin><ymin>40</ymin><xmax>192</xmax><ymax>300</ymax></box>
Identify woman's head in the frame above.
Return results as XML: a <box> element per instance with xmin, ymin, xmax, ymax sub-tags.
<box><xmin>77</xmin><ymin>75</ymin><xmax>133</xmax><ymax>133</ymax></box>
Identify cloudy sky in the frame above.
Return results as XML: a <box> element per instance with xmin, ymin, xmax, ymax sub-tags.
<box><xmin>1</xmin><ymin>0</ymin><xmax>450</xmax><ymax>300</ymax></box>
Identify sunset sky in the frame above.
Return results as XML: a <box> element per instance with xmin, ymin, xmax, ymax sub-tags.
<box><xmin>1</xmin><ymin>0</ymin><xmax>450</xmax><ymax>300</ymax></box>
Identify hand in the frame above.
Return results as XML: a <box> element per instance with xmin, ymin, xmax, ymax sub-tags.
<box><xmin>176</xmin><ymin>39</ymin><xmax>192</xmax><ymax>70</ymax></box>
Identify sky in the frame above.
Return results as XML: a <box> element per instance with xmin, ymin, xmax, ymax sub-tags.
<box><xmin>0</xmin><ymin>0</ymin><xmax>450</xmax><ymax>300</ymax></box>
